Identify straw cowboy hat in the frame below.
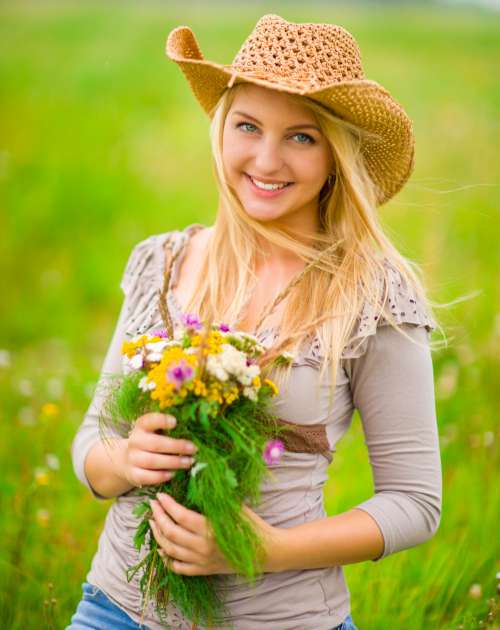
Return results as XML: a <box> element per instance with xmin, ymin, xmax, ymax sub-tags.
<box><xmin>166</xmin><ymin>13</ymin><xmax>415</xmax><ymax>206</ymax></box>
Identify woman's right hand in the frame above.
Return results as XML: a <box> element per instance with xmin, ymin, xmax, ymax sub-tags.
<box><xmin>121</xmin><ymin>412</ymin><xmax>198</xmax><ymax>488</ymax></box>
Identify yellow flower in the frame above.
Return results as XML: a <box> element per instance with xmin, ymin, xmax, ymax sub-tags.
<box><xmin>121</xmin><ymin>335</ymin><xmax>149</xmax><ymax>358</ymax></box>
<box><xmin>207</xmin><ymin>331</ymin><xmax>224</xmax><ymax>354</ymax></box>
<box><xmin>193</xmin><ymin>378</ymin><xmax>208</xmax><ymax>397</ymax></box>
<box><xmin>190</xmin><ymin>334</ymin><xmax>202</xmax><ymax>347</ymax></box>
<box><xmin>207</xmin><ymin>383</ymin><xmax>224</xmax><ymax>404</ymax></box>
<box><xmin>34</xmin><ymin>467</ymin><xmax>50</xmax><ymax>486</ymax></box>
<box><xmin>147</xmin><ymin>348</ymin><xmax>198</xmax><ymax>409</ymax></box>
<box><xmin>264</xmin><ymin>378</ymin><xmax>279</xmax><ymax>396</ymax></box>
<box><xmin>36</xmin><ymin>509</ymin><xmax>50</xmax><ymax>528</ymax></box>
<box><xmin>223</xmin><ymin>385</ymin><xmax>240</xmax><ymax>405</ymax></box>
<box><xmin>41</xmin><ymin>403</ymin><xmax>59</xmax><ymax>417</ymax></box>
<box><xmin>158</xmin><ymin>397</ymin><xmax>176</xmax><ymax>410</ymax></box>
<box><xmin>191</xmin><ymin>331</ymin><xmax>223</xmax><ymax>355</ymax></box>
<box><xmin>252</xmin><ymin>375</ymin><xmax>262</xmax><ymax>389</ymax></box>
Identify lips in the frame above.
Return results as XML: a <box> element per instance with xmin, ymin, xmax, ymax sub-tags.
<box><xmin>244</xmin><ymin>173</ymin><xmax>294</xmax><ymax>198</ymax></box>
<box><xmin>244</xmin><ymin>173</ymin><xmax>293</xmax><ymax>186</ymax></box>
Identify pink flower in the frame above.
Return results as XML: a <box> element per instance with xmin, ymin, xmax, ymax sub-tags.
<box><xmin>166</xmin><ymin>360</ymin><xmax>194</xmax><ymax>389</ymax></box>
<box><xmin>150</xmin><ymin>328</ymin><xmax>169</xmax><ymax>338</ymax></box>
<box><xmin>263</xmin><ymin>439</ymin><xmax>285</xmax><ymax>466</ymax></box>
<box><xmin>180</xmin><ymin>313</ymin><xmax>202</xmax><ymax>330</ymax></box>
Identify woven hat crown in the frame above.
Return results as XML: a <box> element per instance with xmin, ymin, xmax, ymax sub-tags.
<box><xmin>229</xmin><ymin>14</ymin><xmax>365</xmax><ymax>93</ymax></box>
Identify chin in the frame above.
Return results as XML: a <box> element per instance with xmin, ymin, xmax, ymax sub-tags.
<box><xmin>241</xmin><ymin>207</ymin><xmax>290</xmax><ymax>223</ymax></box>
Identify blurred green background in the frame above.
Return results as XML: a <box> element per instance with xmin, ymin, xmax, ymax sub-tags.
<box><xmin>0</xmin><ymin>2</ymin><xmax>498</xmax><ymax>629</ymax></box>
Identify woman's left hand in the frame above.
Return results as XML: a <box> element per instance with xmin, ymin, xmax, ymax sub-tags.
<box><xmin>149</xmin><ymin>492</ymin><xmax>276</xmax><ymax>576</ymax></box>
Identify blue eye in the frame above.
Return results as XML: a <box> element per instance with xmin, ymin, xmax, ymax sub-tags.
<box><xmin>236</xmin><ymin>122</ymin><xmax>315</xmax><ymax>145</ymax></box>
<box><xmin>293</xmin><ymin>132</ymin><xmax>315</xmax><ymax>145</ymax></box>
<box><xmin>237</xmin><ymin>122</ymin><xmax>257</xmax><ymax>133</ymax></box>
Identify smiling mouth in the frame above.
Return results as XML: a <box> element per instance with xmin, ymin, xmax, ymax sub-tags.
<box><xmin>244</xmin><ymin>173</ymin><xmax>294</xmax><ymax>189</ymax></box>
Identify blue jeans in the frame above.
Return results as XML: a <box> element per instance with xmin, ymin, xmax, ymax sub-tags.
<box><xmin>66</xmin><ymin>582</ymin><xmax>151</xmax><ymax>629</ymax></box>
<box><xmin>331</xmin><ymin>613</ymin><xmax>359</xmax><ymax>630</ymax></box>
<box><xmin>67</xmin><ymin>581</ymin><xmax>358</xmax><ymax>629</ymax></box>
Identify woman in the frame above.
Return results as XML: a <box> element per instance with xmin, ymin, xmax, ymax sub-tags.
<box><xmin>68</xmin><ymin>14</ymin><xmax>443</xmax><ymax>630</ymax></box>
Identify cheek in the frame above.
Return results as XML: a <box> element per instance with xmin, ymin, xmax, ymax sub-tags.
<box><xmin>222</xmin><ymin>130</ymin><xmax>244</xmax><ymax>165</ymax></box>
<box><xmin>287</xmin><ymin>145</ymin><xmax>332</xmax><ymax>183</ymax></box>
<box><xmin>296</xmin><ymin>159</ymin><xmax>329</xmax><ymax>185</ymax></box>
<box><xmin>222</xmin><ymin>154</ymin><xmax>244</xmax><ymax>185</ymax></box>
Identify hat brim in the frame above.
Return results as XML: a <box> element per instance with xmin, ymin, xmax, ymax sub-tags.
<box><xmin>166</xmin><ymin>26</ymin><xmax>415</xmax><ymax>206</ymax></box>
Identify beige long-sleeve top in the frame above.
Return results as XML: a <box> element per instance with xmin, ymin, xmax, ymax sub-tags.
<box><xmin>70</xmin><ymin>223</ymin><xmax>442</xmax><ymax>630</ymax></box>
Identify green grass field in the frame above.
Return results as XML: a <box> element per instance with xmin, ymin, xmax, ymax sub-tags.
<box><xmin>0</xmin><ymin>2</ymin><xmax>498</xmax><ymax>628</ymax></box>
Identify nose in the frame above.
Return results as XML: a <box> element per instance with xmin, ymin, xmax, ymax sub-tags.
<box><xmin>253</xmin><ymin>136</ymin><xmax>285</xmax><ymax>176</ymax></box>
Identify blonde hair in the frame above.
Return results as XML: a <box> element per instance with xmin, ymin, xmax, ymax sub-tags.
<box><xmin>180</xmin><ymin>82</ymin><xmax>447</xmax><ymax>411</ymax></box>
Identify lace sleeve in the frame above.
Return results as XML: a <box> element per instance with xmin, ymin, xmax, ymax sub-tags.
<box><xmin>118</xmin><ymin>231</ymin><xmax>181</xmax><ymax>338</ymax></box>
<box><xmin>291</xmin><ymin>260</ymin><xmax>437</xmax><ymax>367</ymax></box>
<box><xmin>341</xmin><ymin>260</ymin><xmax>437</xmax><ymax>360</ymax></box>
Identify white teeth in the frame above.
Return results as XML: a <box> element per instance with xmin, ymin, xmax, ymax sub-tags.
<box><xmin>250</xmin><ymin>176</ymin><xmax>289</xmax><ymax>191</ymax></box>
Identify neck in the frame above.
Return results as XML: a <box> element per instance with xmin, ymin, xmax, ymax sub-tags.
<box><xmin>254</xmin><ymin>207</ymin><xmax>321</xmax><ymax>271</ymax></box>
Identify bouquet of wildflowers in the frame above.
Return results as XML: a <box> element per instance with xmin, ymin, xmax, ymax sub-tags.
<box><xmin>98</xmin><ymin>311</ymin><xmax>293</xmax><ymax>629</ymax></box>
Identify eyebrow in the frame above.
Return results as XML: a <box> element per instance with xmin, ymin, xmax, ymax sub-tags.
<box><xmin>231</xmin><ymin>111</ymin><xmax>321</xmax><ymax>132</ymax></box>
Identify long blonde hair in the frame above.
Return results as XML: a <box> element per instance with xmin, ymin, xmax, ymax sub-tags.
<box><xmin>180</xmin><ymin>82</ymin><xmax>446</xmax><ymax>409</ymax></box>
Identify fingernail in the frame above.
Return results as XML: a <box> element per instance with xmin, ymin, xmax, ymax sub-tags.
<box><xmin>169</xmin><ymin>416</ymin><xmax>177</xmax><ymax>428</ymax></box>
<box><xmin>181</xmin><ymin>457</ymin><xmax>194</xmax><ymax>465</ymax></box>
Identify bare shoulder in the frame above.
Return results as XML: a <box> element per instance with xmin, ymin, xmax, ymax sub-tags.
<box><xmin>184</xmin><ymin>226</ymin><xmax>213</xmax><ymax>266</ymax></box>
<box><xmin>163</xmin><ymin>225</ymin><xmax>212</xmax><ymax>269</ymax></box>
<box><xmin>191</xmin><ymin>225</ymin><xmax>213</xmax><ymax>251</ymax></box>
<box><xmin>168</xmin><ymin>225</ymin><xmax>213</xmax><ymax>296</ymax></box>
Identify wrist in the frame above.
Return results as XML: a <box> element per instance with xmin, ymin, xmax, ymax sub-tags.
<box><xmin>84</xmin><ymin>437</ymin><xmax>133</xmax><ymax>499</ymax></box>
<box><xmin>263</xmin><ymin>524</ymin><xmax>292</xmax><ymax>573</ymax></box>
<box><xmin>110</xmin><ymin>437</ymin><xmax>131</xmax><ymax>483</ymax></box>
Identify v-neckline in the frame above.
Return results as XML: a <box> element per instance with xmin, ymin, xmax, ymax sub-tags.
<box><xmin>159</xmin><ymin>223</ymin><xmax>280</xmax><ymax>342</ymax></box>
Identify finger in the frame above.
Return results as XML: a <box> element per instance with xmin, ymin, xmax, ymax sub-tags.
<box><xmin>150</xmin><ymin>499</ymin><xmax>204</xmax><ymax>550</ymax></box>
<box><xmin>160</xmin><ymin>557</ymin><xmax>203</xmax><ymax>576</ymax></box>
<box><xmin>138</xmin><ymin>433</ymin><xmax>198</xmax><ymax>456</ymax></box>
<box><xmin>132</xmin><ymin>467</ymin><xmax>174</xmax><ymax>486</ymax></box>
<box><xmin>137</xmin><ymin>413</ymin><xmax>176</xmax><ymax>433</ymax></box>
<box><xmin>133</xmin><ymin>451</ymin><xmax>196</xmax><ymax>471</ymax></box>
<box><xmin>149</xmin><ymin>517</ymin><xmax>201</xmax><ymax>565</ymax></box>
<box><xmin>156</xmin><ymin>492</ymin><xmax>206</xmax><ymax>535</ymax></box>
<box><xmin>156</xmin><ymin>547</ymin><xmax>202</xmax><ymax>576</ymax></box>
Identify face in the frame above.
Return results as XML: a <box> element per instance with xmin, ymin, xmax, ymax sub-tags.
<box><xmin>222</xmin><ymin>83</ymin><xmax>334</xmax><ymax>227</ymax></box>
